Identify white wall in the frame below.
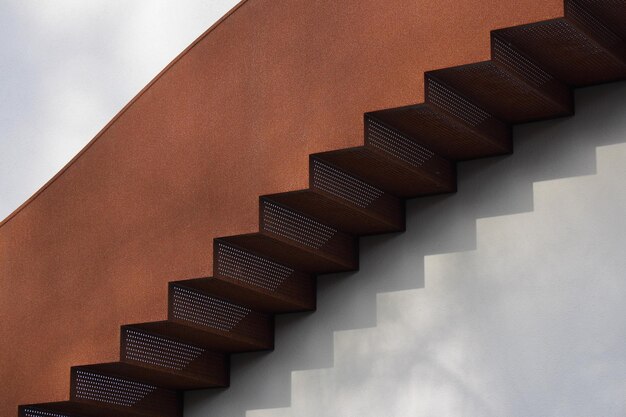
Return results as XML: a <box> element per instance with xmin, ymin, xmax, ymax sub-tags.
<box><xmin>186</xmin><ymin>81</ymin><xmax>626</xmax><ymax>417</ymax></box>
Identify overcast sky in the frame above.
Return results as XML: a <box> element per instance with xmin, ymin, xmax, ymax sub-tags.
<box><xmin>0</xmin><ymin>1</ymin><xmax>240</xmax><ymax>222</ymax></box>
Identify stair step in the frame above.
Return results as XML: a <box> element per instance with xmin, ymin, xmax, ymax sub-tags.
<box><xmin>306</xmin><ymin>157</ymin><xmax>405</xmax><ymax>233</ymax></box>
<box><xmin>218</xmin><ymin>232</ymin><xmax>357</xmax><ymax>274</ymax></box>
<box><xmin>120</xmin><ymin>325</ymin><xmax>229</xmax><ymax>389</ymax></box>
<box><xmin>167</xmin><ymin>282</ymin><xmax>274</xmax><ymax>352</ymax></box>
<box><xmin>258</xmin><ymin>198</ymin><xmax>358</xmax><ymax>270</ymax></box>
<box><xmin>493</xmin><ymin>16</ymin><xmax>626</xmax><ymax>87</ymax></box>
<box><xmin>69</xmin><ymin>367</ymin><xmax>181</xmax><ymax>417</ymax></box>
<box><xmin>311</xmin><ymin>133</ymin><xmax>456</xmax><ymax>199</ymax></box>
<box><xmin>566</xmin><ymin>0</ymin><xmax>626</xmax><ymax>62</ymax></box>
<box><xmin>213</xmin><ymin>240</ymin><xmax>316</xmax><ymax>312</ymax></box>
<box><xmin>573</xmin><ymin>0</ymin><xmax>626</xmax><ymax>40</ymax></box>
<box><xmin>74</xmin><ymin>362</ymin><xmax>225</xmax><ymax>392</ymax></box>
<box><xmin>425</xmin><ymin>60</ymin><xmax>573</xmax><ymax>124</ymax></box>
<box><xmin>366</xmin><ymin>103</ymin><xmax>511</xmax><ymax>161</ymax></box>
<box><xmin>19</xmin><ymin>401</ymin><xmax>152</xmax><ymax>417</ymax></box>
<box><xmin>263</xmin><ymin>187</ymin><xmax>404</xmax><ymax>236</ymax></box>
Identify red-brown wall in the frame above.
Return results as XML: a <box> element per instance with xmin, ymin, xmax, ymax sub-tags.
<box><xmin>0</xmin><ymin>0</ymin><xmax>562</xmax><ymax>414</ymax></box>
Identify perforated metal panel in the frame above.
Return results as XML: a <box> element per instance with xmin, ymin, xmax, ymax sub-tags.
<box><xmin>312</xmin><ymin>159</ymin><xmax>384</xmax><ymax>208</ymax></box>
<box><xmin>495</xmin><ymin>18</ymin><xmax>626</xmax><ymax>86</ymax></box>
<box><xmin>574</xmin><ymin>0</ymin><xmax>626</xmax><ymax>39</ymax></box>
<box><xmin>213</xmin><ymin>241</ymin><xmax>316</xmax><ymax>310</ymax></box>
<box><xmin>262</xmin><ymin>201</ymin><xmax>337</xmax><ymax>250</ymax></box>
<box><xmin>430</xmin><ymin>61</ymin><xmax>571</xmax><ymax>123</ymax></box>
<box><xmin>71</xmin><ymin>369</ymin><xmax>181</xmax><ymax>416</ymax></box>
<box><xmin>216</xmin><ymin>242</ymin><xmax>292</xmax><ymax>291</ymax></box>
<box><xmin>567</xmin><ymin>0</ymin><xmax>623</xmax><ymax>46</ymax></box>
<box><xmin>367</xmin><ymin>105</ymin><xmax>511</xmax><ymax>161</ymax></box>
<box><xmin>74</xmin><ymin>370</ymin><xmax>156</xmax><ymax>407</ymax></box>
<box><xmin>492</xmin><ymin>37</ymin><xmax>554</xmax><ymax>87</ymax></box>
<box><xmin>123</xmin><ymin>329</ymin><xmax>204</xmax><ymax>371</ymax></box>
<box><xmin>366</xmin><ymin>117</ymin><xmax>436</xmax><ymax>167</ymax></box>
<box><xmin>426</xmin><ymin>78</ymin><xmax>492</xmax><ymax>127</ymax></box>
<box><xmin>171</xmin><ymin>286</ymin><xmax>250</xmax><ymax>332</ymax></box>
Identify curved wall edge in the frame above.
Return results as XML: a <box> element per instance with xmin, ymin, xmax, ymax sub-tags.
<box><xmin>0</xmin><ymin>0</ymin><xmax>250</xmax><ymax>228</ymax></box>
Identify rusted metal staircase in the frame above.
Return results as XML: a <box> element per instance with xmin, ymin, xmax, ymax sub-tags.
<box><xmin>19</xmin><ymin>0</ymin><xmax>625</xmax><ymax>415</ymax></box>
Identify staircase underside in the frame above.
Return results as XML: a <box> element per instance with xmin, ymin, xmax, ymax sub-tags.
<box><xmin>18</xmin><ymin>0</ymin><xmax>626</xmax><ymax>416</ymax></box>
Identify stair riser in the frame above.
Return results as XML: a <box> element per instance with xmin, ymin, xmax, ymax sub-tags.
<box><xmin>309</xmin><ymin>157</ymin><xmax>405</xmax><ymax>233</ymax></box>
<box><xmin>69</xmin><ymin>369</ymin><xmax>182</xmax><ymax>417</ymax></box>
<box><xmin>572</xmin><ymin>0</ymin><xmax>626</xmax><ymax>40</ymax></box>
<box><xmin>493</xmin><ymin>17</ymin><xmax>625</xmax><ymax>87</ymax></box>
<box><xmin>168</xmin><ymin>284</ymin><xmax>274</xmax><ymax>351</ymax></box>
<box><xmin>214</xmin><ymin>241</ymin><xmax>316</xmax><ymax>312</ymax></box>
<box><xmin>566</xmin><ymin>0</ymin><xmax>626</xmax><ymax>63</ymax></box>
<box><xmin>425</xmin><ymin>64</ymin><xmax>573</xmax><ymax>125</ymax></box>
<box><xmin>366</xmin><ymin>105</ymin><xmax>512</xmax><ymax>161</ymax></box>
<box><xmin>364</xmin><ymin>116</ymin><xmax>456</xmax><ymax>188</ymax></box>
<box><xmin>259</xmin><ymin>198</ymin><xmax>358</xmax><ymax>268</ymax></box>
<box><xmin>490</xmin><ymin>35</ymin><xmax>574</xmax><ymax>117</ymax></box>
<box><xmin>120</xmin><ymin>327</ymin><xmax>229</xmax><ymax>387</ymax></box>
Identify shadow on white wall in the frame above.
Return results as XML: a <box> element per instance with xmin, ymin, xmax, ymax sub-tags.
<box><xmin>187</xmin><ymin>81</ymin><xmax>626</xmax><ymax>417</ymax></box>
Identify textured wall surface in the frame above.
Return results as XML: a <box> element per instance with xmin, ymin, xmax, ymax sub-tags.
<box><xmin>0</xmin><ymin>0</ymin><xmax>563</xmax><ymax>415</ymax></box>
<box><xmin>187</xmin><ymin>83</ymin><xmax>626</xmax><ymax>416</ymax></box>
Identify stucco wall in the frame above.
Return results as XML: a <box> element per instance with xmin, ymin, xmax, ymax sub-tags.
<box><xmin>187</xmin><ymin>82</ymin><xmax>626</xmax><ymax>416</ymax></box>
<box><xmin>0</xmin><ymin>1</ymin><xmax>563</xmax><ymax>415</ymax></box>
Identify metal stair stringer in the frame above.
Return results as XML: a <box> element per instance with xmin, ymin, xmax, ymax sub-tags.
<box><xmin>18</xmin><ymin>0</ymin><xmax>626</xmax><ymax>415</ymax></box>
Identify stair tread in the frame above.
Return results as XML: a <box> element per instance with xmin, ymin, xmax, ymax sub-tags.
<box><xmin>493</xmin><ymin>17</ymin><xmax>626</xmax><ymax>86</ymax></box>
<box><xmin>426</xmin><ymin>60</ymin><xmax>573</xmax><ymax>123</ymax></box>
<box><xmin>120</xmin><ymin>325</ymin><xmax>229</xmax><ymax>388</ymax></box>
<box><xmin>259</xmin><ymin>198</ymin><xmax>358</xmax><ymax>268</ymax></box>
<box><xmin>69</xmin><ymin>367</ymin><xmax>181</xmax><ymax>417</ymax></box>
<box><xmin>173</xmin><ymin>276</ymin><xmax>315</xmax><ymax>313</ymax></box>
<box><xmin>72</xmin><ymin>362</ymin><xmax>226</xmax><ymax>391</ymax></box>
<box><xmin>573</xmin><ymin>0</ymin><xmax>626</xmax><ymax>40</ymax></box>
<box><xmin>218</xmin><ymin>232</ymin><xmax>357</xmax><ymax>273</ymax></box>
<box><xmin>213</xmin><ymin>240</ymin><xmax>316</xmax><ymax>312</ymax></box>
<box><xmin>367</xmin><ymin>103</ymin><xmax>511</xmax><ymax>161</ymax></box>
<box><xmin>312</xmin><ymin>146</ymin><xmax>455</xmax><ymax>198</ymax></box>
<box><xmin>20</xmin><ymin>401</ymin><xmax>153</xmax><ymax>417</ymax></box>
<box><xmin>131</xmin><ymin>319</ymin><xmax>273</xmax><ymax>353</ymax></box>
<box><xmin>262</xmin><ymin>189</ymin><xmax>403</xmax><ymax>235</ymax></box>
<box><xmin>168</xmin><ymin>282</ymin><xmax>274</xmax><ymax>351</ymax></box>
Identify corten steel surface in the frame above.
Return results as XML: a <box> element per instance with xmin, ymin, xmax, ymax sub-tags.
<box><xmin>12</xmin><ymin>0</ymin><xmax>626</xmax><ymax>415</ymax></box>
<box><xmin>0</xmin><ymin>0</ymin><xmax>568</xmax><ymax>415</ymax></box>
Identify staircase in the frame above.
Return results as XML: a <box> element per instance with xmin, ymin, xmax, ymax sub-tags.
<box><xmin>18</xmin><ymin>0</ymin><xmax>625</xmax><ymax>416</ymax></box>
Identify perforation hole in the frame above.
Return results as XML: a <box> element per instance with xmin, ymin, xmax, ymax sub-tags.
<box><xmin>216</xmin><ymin>243</ymin><xmax>292</xmax><ymax>291</ymax></box>
<box><xmin>312</xmin><ymin>160</ymin><xmax>384</xmax><ymax>208</ymax></box>
<box><xmin>74</xmin><ymin>370</ymin><xmax>156</xmax><ymax>407</ymax></box>
<box><xmin>366</xmin><ymin>118</ymin><xmax>435</xmax><ymax>168</ymax></box>
<box><xmin>493</xmin><ymin>37</ymin><xmax>553</xmax><ymax>86</ymax></box>
<box><xmin>426</xmin><ymin>78</ymin><xmax>491</xmax><ymax>127</ymax></box>
<box><xmin>171</xmin><ymin>286</ymin><xmax>250</xmax><ymax>332</ymax></box>
<box><xmin>263</xmin><ymin>202</ymin><xmax>336</xmax><ymax>249</ymax></box>
<box><xmin>124</xmin><ymin>329</ymin><xmax>204</xmax><ymax>371</ymax></box>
